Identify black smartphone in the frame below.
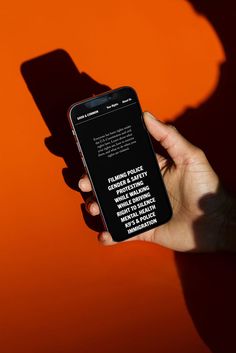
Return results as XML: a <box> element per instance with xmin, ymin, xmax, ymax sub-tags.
<box><xmin>68</xmin><ymin>86</ymin><xmax>172</xmax><ymax>242</ymax></box>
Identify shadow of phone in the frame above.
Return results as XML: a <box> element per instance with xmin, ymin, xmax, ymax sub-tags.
<box><xmin>21</xmin><ymin>49</ymin><xmax>110</xmax><ymax>232</ymax></box>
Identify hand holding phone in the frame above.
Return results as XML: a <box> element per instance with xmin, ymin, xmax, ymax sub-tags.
<box><xmin>68</xmin><ymin>86</ymin><xmax>172</xmax><ymax>242</ymax></box>
<box><xmin>77</xmin><ymin>108</ymin><xmax>229</xmax><ymax>254</ymax></box>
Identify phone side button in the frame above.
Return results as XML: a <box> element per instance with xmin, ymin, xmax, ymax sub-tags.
<box><xmin>76</xmin><ymin>141</ymin><xmax>81</xmax><ymax>152</ymax></box>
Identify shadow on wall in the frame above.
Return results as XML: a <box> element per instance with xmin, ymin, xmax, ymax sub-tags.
<box><xmin>20</xmin><ymin>1</ymin><xmax>236</xmax><ymax>352</ymax></box>
<box><xmin>173</xmin><ymin>0</ymin><xmax>236</xmax><ymax>195</ymax></box>
<box><xmin>173</xmin><ymin>1</ymin><xmax>236</xmax><ymax>353</ymax></box>
<box><xmin>21</xmin><ymin>50</ymin><xmax>110</xmax><ymax>233</ymax></box>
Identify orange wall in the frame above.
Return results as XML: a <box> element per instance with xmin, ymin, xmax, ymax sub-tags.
<box><xmin>0</xmin><ymin>1</ymin><xmax>226</xmax><ymax>352</ymax></box>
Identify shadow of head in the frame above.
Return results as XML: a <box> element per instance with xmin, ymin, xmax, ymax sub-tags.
<box><xmin>173</xmin><ymin>0</ymin><xmax>236</xmax><ymax>195</ymax></box>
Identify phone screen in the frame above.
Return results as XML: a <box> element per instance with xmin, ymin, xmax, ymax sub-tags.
<box><xmin>68</xmin><ymin>86</ymin><xmax>172</xmax><ymax>241</ymax></box>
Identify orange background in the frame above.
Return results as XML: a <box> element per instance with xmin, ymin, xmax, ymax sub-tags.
<box><xmin>0</xmin><ymin>1</ymin><xmax>235</xmax><ymax>353</ymax></box>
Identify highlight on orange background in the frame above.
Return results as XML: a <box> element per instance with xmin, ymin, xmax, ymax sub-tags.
<box><xmin>65</xmin><ymin>0</ymin><xmax>225</xmax><ymax>120</ymax></box>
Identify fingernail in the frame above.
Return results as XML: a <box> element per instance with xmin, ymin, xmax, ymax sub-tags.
<box><xmin>99</xmin><ymin>232</ymin><xmax>109</xmax><ymax>242</ymax></box>
<box><xmin>169</xmin><ymin>124</ymin><xmax>177</xmax><ymax>131</ymax></box>
<box><xmin>145</xmin><ymin>111</ymin><xmax>156</xmax><ymax>120</ymax></box>
<box><xmin>145</xmin><ymin>111</ymin><xmax>162</xmax><ymax>123</ymax></box>
<box><xmin>90</xmin><ymin>203</ymin><xmax>97</xmax><ymax>213</ymax></box>
<box><xmin>78</xmin><ymin>179</ymin><xmax>85</xmax><ymax>190</ymax></box>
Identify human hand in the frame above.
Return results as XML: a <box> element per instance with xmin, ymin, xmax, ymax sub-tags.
<box><xmin>79</xmin><ymin>111</ymin><xmax>233</xmax><ymax>252</ymax></box>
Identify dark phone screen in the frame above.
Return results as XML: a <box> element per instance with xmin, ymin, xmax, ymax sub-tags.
<box><xmin>69</xmin><ymin>87</ymin><xmax>172</xmax><ymax>241</ymax></box>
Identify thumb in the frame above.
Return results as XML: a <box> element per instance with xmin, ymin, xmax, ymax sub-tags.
<box><xmin>143</xmin><ymin>111</ymin><xmax>197</xmax><ymax>165</ymax></box>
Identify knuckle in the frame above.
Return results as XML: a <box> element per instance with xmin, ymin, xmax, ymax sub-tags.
<box><xmin>197</xmin><ymin>147</ymin><xmax>206</xmax><ymax>157</ymax></box>
<box><xmin>193</xmin><ymin>147</ymin><xmax>206</xmax><ymax>160</ymax></box>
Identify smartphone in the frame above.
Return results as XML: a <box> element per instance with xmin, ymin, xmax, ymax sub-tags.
<box><xmin>68</xmin><ymin>86</ymin><xmax>172</xmax><ymax>242</ymax></box>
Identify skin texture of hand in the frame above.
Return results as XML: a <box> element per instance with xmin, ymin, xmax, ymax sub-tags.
<box><xmin>78</xmin><ymin>111</ymin><xmax>233</xmax><ymax>252</ymax></box>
